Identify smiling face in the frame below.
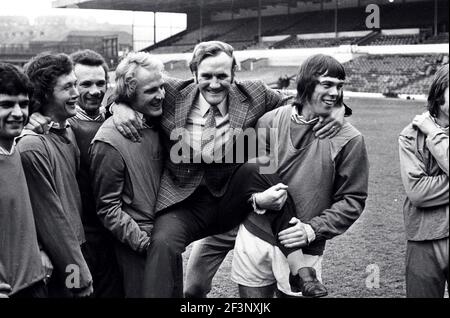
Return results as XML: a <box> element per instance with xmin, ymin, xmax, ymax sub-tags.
<box><xmin>130</xmin><ymin>67</ymin><xmax>165</xmax><ymax>118</ymax></box>
<box><xmin>307</xmin><ymin>76</ymin><xmax>344</xmax><ymax>117</ymax></box>
<box><xmin>0</xmin><ymin>93</ymin><xmax>29</xmax><ymax>149</ymax></box>
<box><xmin>196</xmin><ymin>52</ymin><xmax>233</xmax><ymax>106</ymax></box>
<box><xmin>47</xmin><ymin>71</ymin><xmax>79</xmax><ymax>122</ymax></box>
<box><xmin>74</xmin><ymin>64</ymin><xmax>106</xmax><ymax>115</ymax></box>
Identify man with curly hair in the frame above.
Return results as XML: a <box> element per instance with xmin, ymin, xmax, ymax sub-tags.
<box><xmin>17</xmin><ymin>53</ymin><xmax>93</xmax><ymax>298</ymax></box>
<box><xmin>25</xmin><ymin>49</ymin><xmax>123</xmax><ymax>298</ymax></box>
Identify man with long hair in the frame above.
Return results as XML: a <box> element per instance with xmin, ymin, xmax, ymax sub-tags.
<box><xmin>399</xmin><ymin>64</ymin><xmax>449</xmax><ymax>298</ymax></box>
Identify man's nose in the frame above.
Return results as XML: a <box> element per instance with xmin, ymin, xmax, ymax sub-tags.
<box><xmin>71</xmin><ymin>86</ymin><xmax>80</xmax><ymax>98</ymax></box>
<box><xmin>329</xmin><ymin>85</ymin><xmax>338</xmax><ymax>96</ymax></box>
<box><xmin>209</xmin><ymin>78</ymin><xmax>221</xmax><ymax>89</ymax></box>
<box><xmin>89</xmin><ymin>86</ymin><xmax>101</xmax><ymax>96</ymax></box>
<box><xmin>11</xmin><ymin>103</ymin><xmax>23</xmax><ymax>117</ymax></box>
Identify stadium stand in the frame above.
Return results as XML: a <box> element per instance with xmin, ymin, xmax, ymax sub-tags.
<box><xmin>397</xmin><ymin>75</ymin><xmax>435</xmax><ymax>95</ymax></box>
<box><xmin>35</xmin><ymin>0</ymin><xmax>450</xmax><ymax>97</ymax></box>
<box><xmin>365</xmin><ymin>34</ymin><xmax>424</xmax><ymax>46</ymax></box>
<box><xmin>422</xmin><ymin>32</ymin><xmax>449</xmax><ymax>44</ymax></box>
<box><xmin>344</xmin><ymin>54</ymin><xmax>448</xmax><ymax>95</ymax></box>
<box><xmin>144</xmin><ymin>1</ymin><xmax>448</xmax><ymax>54</ymax></box>
<box><xmin>279</xmin><ymin>35</ymin><xmax>362</xmax><ymax>49</ymax></box>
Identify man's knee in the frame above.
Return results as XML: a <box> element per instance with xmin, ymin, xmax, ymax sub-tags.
<box><xmin>149</xmin><ymin>228</ymin><xmax>185</xmax><ymax>255</ymax></box>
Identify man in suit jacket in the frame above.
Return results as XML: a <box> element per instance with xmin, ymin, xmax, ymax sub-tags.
<box><xmin>112</xmin><ymin>41</ymin><xmax>347</xmax><ymax>297</ymax></box>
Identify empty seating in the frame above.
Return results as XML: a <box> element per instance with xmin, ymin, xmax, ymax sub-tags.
<box><xmin>366</xmin><ymin>34</ymin><xmax>423</xmax><ymax>46</ymax></box>
<box><xmin>422</xmin><ymin>32</ymin><xmax>449</xmax><ymax>44</ymax></box>
<box><xmin>344</xmin><ymin>54</ymin><xmax>448</xmax><ymax>95</ymax></box>
<box><xmin>146</xmin><ymin>0</ymin><xmax>447</xmax><ymax>54</ymax></box>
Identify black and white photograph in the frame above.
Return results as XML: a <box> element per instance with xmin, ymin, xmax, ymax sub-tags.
<box><xmin>0</xmin><ymin>0</ymin><xmax>448</xmax><ymax>306</ymax></box>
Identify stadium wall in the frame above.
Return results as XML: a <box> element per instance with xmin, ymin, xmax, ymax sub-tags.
<box><xmin>151</xmin><ymin>47</ymin><xmax>354</xmax><ymax>68</ymax></box>
<box><xmin>151</xmin><ymin>43</ymin><xmax>448</xmax><ymax>68</ymax></box>
<box><xmin>355</xmin><ymin>43</ymin><xmax>449</xmax><ymax>54</ymax></box>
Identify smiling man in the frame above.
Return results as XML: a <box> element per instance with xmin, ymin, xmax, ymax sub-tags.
<box><xmin>230</xmin><ymin>54</ymin><xmax>369</xmax><ymax>298</ymax></box>
<box><xmin>0</xmin><ymin>63</ymin><xmax>47</xmax><ymax>298</ymax></box>
<box><xmin>23</xmin><ymin>50</ymin><xmax>123</xmax><ymax>297</ymax></box>
<box><xmin>17</xmin><ymin>53</ymin><xmax>93</xmax><ymax>298</ymax></box>
<box><xmin>67</xmin><ymin>50</ymin><xmax>123</xmax><ymax>298</ymax></box>
<box><xmin>89</xmin><ymin>52</ymin><xmax>165</xmax><ymax>297</ymax></box>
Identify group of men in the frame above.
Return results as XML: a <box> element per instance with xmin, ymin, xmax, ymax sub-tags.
<box><xmin>0</xmin><ymin>39</ymin><xmax>447</xmax><ymax>298</ymax></box>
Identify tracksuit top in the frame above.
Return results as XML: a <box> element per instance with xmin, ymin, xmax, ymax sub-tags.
<box><xmin>0</xmin><ymin>150</ymin><xmax>45</xmax><ymax>295</ymax></box>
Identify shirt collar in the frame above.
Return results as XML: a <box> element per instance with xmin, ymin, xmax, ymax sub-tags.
<box><xmin>429</xmin><ymin>112</ymin><xmax>449</xmax><ymax>132</ymax></box>
<box><xmin>198</xmin><ymin>93</ymin><xmax>228</xmax><ymax>117</ymax></box>
<box><xmin>48</xmin><ymin>120</ymin><xmax>70</xmax><ymax>130</ymax></box>
<box><xmin>0</xmin><ymin>142</ymin><xmax>15</xmax><ymax>156</ymax></box>
<box><xmin>75</xmin><ymin>105</ymin><xmax>106</xmax><ymax>122</ymax></box>
<box><xmin>291</xmin><ymin>105</ymin><xmax>319</xmax><ymax>125</ymax></box>
<box><xmin>135</xmin><ymin>111</ymin><xmax>155</xmax><ymax>129</ymax></box>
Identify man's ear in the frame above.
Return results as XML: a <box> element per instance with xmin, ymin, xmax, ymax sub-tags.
<box><xmin>231</xmin><ymin>65</ymin><xmax>237</xmax><ymax>83</ymax></box>
<box><xmin>336</xmin><ymin>90</ymin><xmax>344</xmax><ymax>106</ymax></box>
<box><xmin>126</xmin><ymin>78</ymin><xmax>138</xmax><ymax>98</ymax></box>
<box><xmin>193</xmin><ymin>72</ymin><xmax>198</xmax><ymax>84</ymax></box>
<box><xmin>23</xmin><ymin>110</ymin><xmax>30</xmax><ymax>126</ymax></box>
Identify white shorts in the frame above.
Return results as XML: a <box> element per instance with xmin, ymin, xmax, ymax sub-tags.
<box><xmin>231</xmin><ymin>224</ymin><xmax>323</xmax><ymax>296</ymax></box>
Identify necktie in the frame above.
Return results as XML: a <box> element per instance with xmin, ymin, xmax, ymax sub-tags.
<box><xmin>201</xmin><ymin>105</ymin><xmax>220</xmax><ymax>163</ymax></box>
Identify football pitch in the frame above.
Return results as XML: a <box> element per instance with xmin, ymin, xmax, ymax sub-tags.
<box><xmin>183</xmin><ymin>96</ymin><xmax>426</xmax><ymax>298</ymax></box>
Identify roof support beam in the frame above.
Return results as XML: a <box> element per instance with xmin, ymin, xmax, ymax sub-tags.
<box><xmin>334</xmin><ymin>0</ymin><xmax>338</xmax><ymax>38</ymax></box>
<box><xmin>257</xmin><ymin>0</ymin><xmax>262</xmax><ymax>44</ymax></box>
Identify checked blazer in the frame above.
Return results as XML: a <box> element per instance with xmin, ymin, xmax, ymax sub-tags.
<box><xmin>155</xmin><ymin>77</ymin><xmax>288</xmax><ymax>212</ymax></box>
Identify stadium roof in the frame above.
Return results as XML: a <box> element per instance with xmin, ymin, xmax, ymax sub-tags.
<box><xmin>53</xmin><ymin>0</ymin><xmax>316</xmax><ymax>14</ymax></box>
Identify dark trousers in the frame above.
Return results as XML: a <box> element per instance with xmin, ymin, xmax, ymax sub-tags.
<box><xmin>46</xmin><ymin>269</ymin><xmax>73</xmax><ymax>298</ymax></box>
<box><xmin>184</xmin><ymin>228</ymin><xmax>238</xmax><ymax>298</ymax></box>
<box><xmin>406</xmin><ymin>238</ymin><xmax>449</xmax><ymax>298</ymax></box>
<box><xmin>143</xmin><ymin>161</ymin><xmax>298</xmax><ymax>298</ymax></box>
<box><xmin>114</xmin><ymin>241</ymin><xmax>146</xmax><ymax>298</ymax></box>
<box><xmin>82</xmin><ymin>232</ymin><xmax>124</xmax><ymax>298</ymax></box>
